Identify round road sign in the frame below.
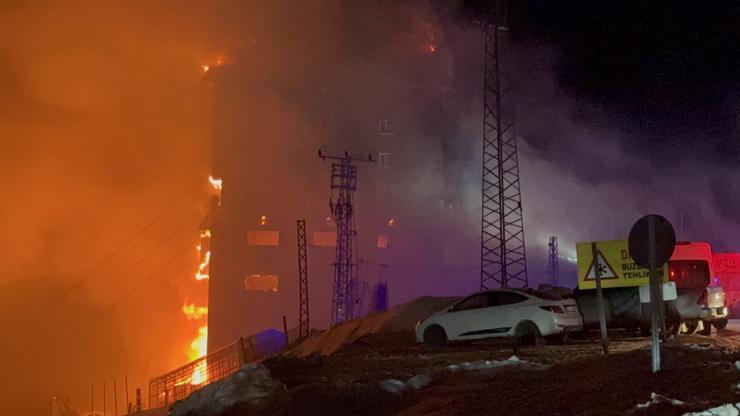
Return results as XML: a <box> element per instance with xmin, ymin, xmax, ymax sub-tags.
<box><xmin>628</xmin><ymin>214</ymin><xmax>676</xmax><ymax>268</ymax></box>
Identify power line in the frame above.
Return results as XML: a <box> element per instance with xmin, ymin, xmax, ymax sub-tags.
<box><xmin>26</xmin><ymin>181</ymin><xmax>205</xmax><ymax>326</ymax></box>
<box><xmin>64</xmin><ymin>210</ymin><xmax>202</xmax><ymax>323</ymax></box>
<box><xmin>79</xmin><ymin>236</ymin><xmax>199</xmax><ymax>333</ymax></box>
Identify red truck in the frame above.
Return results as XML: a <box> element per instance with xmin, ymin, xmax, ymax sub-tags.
<box><xmin>713</xmin><ymin>252</ymin><xmax>740</xmax><ymax>318</ymax></box>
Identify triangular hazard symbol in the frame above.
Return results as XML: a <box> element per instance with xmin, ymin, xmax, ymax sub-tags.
<box><xmin>584</xmin><ymin>250</ymin><xmax>620</xmax><ymax>280</ymax></box>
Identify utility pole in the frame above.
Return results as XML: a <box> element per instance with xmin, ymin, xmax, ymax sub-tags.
<box><xmin>481</xmin><ymin>0</ymin><xmax>528</xmax><ymax>290</ymax></box>
<box><xmin>319</xmin><ymin>150</ymin><xmax>373</xmax><ymax>325</ymax></box>
<box><xmin>547</xmin><ymin>236</ymin><xmax>559</xmax><ymax>286</ymax></box>
<box><xmin>113</xmin><ymin>378</ymin><xmax>118</xmax><ymax>416</ymax></box>
<box><xmin>296</xmin><ymin>220</ymin><xmax>309</xmax><ymax>339</ymax></box>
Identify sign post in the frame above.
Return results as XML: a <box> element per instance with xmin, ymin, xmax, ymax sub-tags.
<box><xmin>591</xmin><ymin>242</ymin><xmax>609</xmax><ymax>354</ymax></box>
<box><xmin>628</xmin><ymin>214</ymin><xmax>676</xmax><ymax>373</ymax></box>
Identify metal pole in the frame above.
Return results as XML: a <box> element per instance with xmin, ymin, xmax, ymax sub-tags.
<box><xmin>591</xmin><ymin>242</ymin><xmax>609</xmax><ymax>354</ymax></box>
<box><xmin>649</xmin><ymin>216</ymin><xmax>662</xmax><ymax>372</ymax></box>
<box><xmin>282</xmin><ymin>315</ymin><xmax>289</xmax><ymax>346</ymax></box>
<box><xmin>113</xmin><ymin>378</ymin><xmax>118</xmax><ymax>416</ymax></box>
<box><xmin>124</xmin><ymin>376</ymin><xmax>129</xmax><ymax>413</ymax></box>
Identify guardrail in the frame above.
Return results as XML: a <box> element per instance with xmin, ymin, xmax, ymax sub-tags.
<box><xmin>148</xmin><ymin>327</ymin><xmax>300</xmax><ymax>408</ymax></box>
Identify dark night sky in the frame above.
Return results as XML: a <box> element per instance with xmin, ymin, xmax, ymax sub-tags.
<box><xmin>513</xmin><ymin>1</ymin><xmax>740</xmax><ymax>162</ymax></box>
<box><xmin>454</xmin><ymin>0</ymin><xmax>740</xmax><ymax>235</ymax></box>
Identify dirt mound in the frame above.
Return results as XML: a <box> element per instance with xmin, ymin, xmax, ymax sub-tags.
<box><xmin>288</xmin><ymin>296</ymin><xmax>457</xmax><ymax>357</ymax></box>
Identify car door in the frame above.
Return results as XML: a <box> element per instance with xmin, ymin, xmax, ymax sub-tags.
<box><xmin>493</xmin><ymin>291</ymin><xmax>531</xmax><ymax>335</ymax></box>
<box><xmin>440</xmin><ymin>293</ymin><xmax>490</xmax><ymax>339</ymax></box>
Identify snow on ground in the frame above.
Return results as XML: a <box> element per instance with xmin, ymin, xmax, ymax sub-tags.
<box><xmin>682</xmin><ymin>403</ymin><xmax>740</xmax><ymax>416</ymax></box>
<box><xmin>636</xmin><ymin>392</ymin><xmax>686</xmax><ymax>409</ymax></box>
<box><xmin>169</xmin><ymin>364</ymin><xmax>285</xmax><ymax>416</ymax></box>
<box><xmin>447</xmin><ymin>355</ymin><xmax>528</xmax><ymax>372</ymax></box>
<box><xmin>288</xmin><ymin>296</ymin><xmax>458</xmax><ymax>357</ymax></box>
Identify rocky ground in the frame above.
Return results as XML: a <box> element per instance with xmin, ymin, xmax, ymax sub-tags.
<box><xmin>261</xmin><ymin>328</ymin><xmax>740</xmax><ymax>416</ymax></box>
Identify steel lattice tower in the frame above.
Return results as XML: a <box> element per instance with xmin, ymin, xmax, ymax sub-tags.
<box><xmin>296</xmin><ymin>220</ymin><xmax>309</xmax><ymax>338</ymax></box>
<box><xmin>547</xmin><ymin>236</ymin><xmax>559</xmax><ymax>286</ymax></box>
<box><xmin>319</xmin><ymin>151</ymin><xmax>372</xmax><ymax>325</ymax></box>
<box><xmin>481</xmin><ymin>0</ymin><xmax>528</xmax><ymax>290</ymax></box>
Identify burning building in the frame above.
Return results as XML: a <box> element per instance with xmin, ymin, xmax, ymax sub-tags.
<box><xmin>203</xmin><ymin>47</ymin><xmax>482</xmax><ymax>350</ymax></box>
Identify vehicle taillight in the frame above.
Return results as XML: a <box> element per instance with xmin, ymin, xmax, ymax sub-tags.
<box><xmin>540</xmin><ymin>305</ymin><xmax>565</xmax><ymax>314</ymax></box>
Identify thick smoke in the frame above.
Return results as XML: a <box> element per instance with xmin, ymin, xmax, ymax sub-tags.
<box><xmin>3</xmin><ymin>1</ymin><xmax>739</xmax><ymax>414</ymax></box>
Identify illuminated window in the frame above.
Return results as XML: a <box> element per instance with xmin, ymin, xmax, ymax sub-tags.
<box><xmin>378</xmin><ymin>119</ymin><xmax>394</xmax><ymax>136</ymax></box>
<box><xmin>247</xmin><ymin>230</ymin><xmax>280</xmax><ymax>246</ymax></box>
<box><xmin>378</xmin><ymin>152</ymin><xmax>391</xmax><ymax>167</ymax></box>
<box><xmin>244</xmin><ymin>274</ymin><xmax>279</xmax><ymax>292</ymax></box>
<box><xmin>377</xmin><ymin>235</ymin><xmax>389</xmax><ymax>249</ymax></box>
<box><xmin>313</xmin><ymin>231</ymin><xmax>337</xmax><ymax>247</ymax></box>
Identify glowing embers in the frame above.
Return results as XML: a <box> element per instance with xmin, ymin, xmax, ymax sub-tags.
<box><xmin>244</xmin><ymin>274</ymin><xmax>279</xmax><ymax>292</ymax></box>
<box><xmin>201</xmin><ymin>55</ymin><xmax>226</xmax><ymax>73</ymax></box>
<box><xmin>246</xmin><ymin>230</ymin><xmax>279</xmax><ymax>246</ymax></box>
<box><xmin>195</xmin><ymin>229</ymin><xmax>212</xmax><ymax>280</ymax></box>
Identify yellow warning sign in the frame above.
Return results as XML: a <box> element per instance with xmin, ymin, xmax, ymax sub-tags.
<box><xmin>576</xmin><ymin>240</ymin><xmax>667</xmax><ymax>290</ymax></box>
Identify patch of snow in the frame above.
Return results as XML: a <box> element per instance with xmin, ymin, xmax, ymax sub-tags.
<box><xmin>687</xmin><ymin>344</ymin><xmax>715</xmax><ymax>351</ymax></box>
<box><xmin>406</xmin><ymin>374</ymin><xmax>432</xmax><ymax>390</ymax></box>
<box><xmin>380</xmin><ymin>379</ymin><xmax>407</xmax><ymax>395</ymax></box>
<box><xmin>170</xmin><ymin>363</ymin><xmax>285</xmax><ymax>416</ymax></box>
<box><xmin>682</xmin><ymin>403</ymin><xmax>740</xmax><ymax>416</ymax></box>
<box><xmin>636</xmin><ymin>392</ymin><xmax>685</xmax><ymax>409</ymax></box>
<box><xmin>380</xmin><ymin>373</ymin><xmax>434</xmax><ymax>394</ymax></box>
<box><xmin>448</xmin><ymin>355</ymin><xmax>524</xmax><ymax>372</ymax></box>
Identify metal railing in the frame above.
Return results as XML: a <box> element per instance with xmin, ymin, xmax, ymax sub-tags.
<box><xmin>148</xmin><ymin>327</ymin><xmax>302</xmax><ymax>408</ymax></box>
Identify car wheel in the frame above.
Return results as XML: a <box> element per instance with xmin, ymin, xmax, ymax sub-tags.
<box><xmin>516</xmin><ymin>321</ymin><xmax>543</xmax><ymax>347</ymax></box>
<box><xmin>680</xmin><ymin>320</ymin><xmax>698</xmax><ymax>334</ymax></box>
<box><xmin>423</xmin><ymin>325</ymin><xmax>447</xmax><ymax>347</ymax></box>
<box><xmin>697</xmin><ymin>320</ymin><xmax>712</xmax><ymax>336</ymax></box>
<box><xmin>712</xmin><ymin>318</ymin><xmax>728</xmax><ymax>330</ymax></box>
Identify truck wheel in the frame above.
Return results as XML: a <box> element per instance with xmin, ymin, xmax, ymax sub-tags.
<box><xmin>680</xmin><ymin>321</ymin><xmax>698</xmax><ymax>334</ymax></box>
<box><xmin>663</xmin><ymin>313</ymin><xmax>680</xmax><ymax>340</ymax></box>
<box><xmin>423</xmin><ymin>325</ymin><xmax>448</xmax><ymax>347</ymax></box>
<box><xmin>697</xmin><ymin>320</ymin><xmax>712</xmax><ymax>336</ymax></box>
<box><xmin>516</xmin><ymin>321</ymin><xmax>544</xmax><ymax>347</ymax></box>
<box><xmin>712</xmin><ymin>318</ymin><xmax>728</xmax><ymax>330</ymax></box>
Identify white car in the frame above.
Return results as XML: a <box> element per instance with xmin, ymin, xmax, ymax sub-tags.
<box><xmin>415</xmin><ymin>289</ymin><xmax>583</xmax><ymax>346</ymax></box>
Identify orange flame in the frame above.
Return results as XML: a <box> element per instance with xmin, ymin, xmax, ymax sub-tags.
<box><xmin>194</xmin><ymin>250</ymin><xmax>211</xmax><ymax>281</ymax></box>
<box><xmin>208</xmin><ymin>175</ymin><xmax>222</xmax><ymax>190</ymax></box>
<box><xmin>182</xmin><ymin>302</ymin><xmax>208</xmax><ymax>320</ymax></box>
<box><xmin>188</xmin><ymin>326</ymin><xmax>208</xmax><ymax>361</ymax></box>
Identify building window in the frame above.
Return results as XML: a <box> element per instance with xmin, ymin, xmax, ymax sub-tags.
<box><xmin>247</xmin><ymin>230</ymin><xmax>280</xmax><ymax>246</ymax></box>
<box><xmin>378</xmin><ymin>152</ymin><xmax>391</xmax><ymax>167</ymax></box>
<box><xmin>377</xmin><ymin>235</ymin><xmax>389</xmax><ymax>249</ymax></box>
<box><xmin>313</xmin><ymin>231</ymin><xmax>337</xmax><ymax>247</ymax></box>
<box><xmin>378</xmin><ymin>119</ymin><xmax>394</xmax><ymax>136</ymax></box>
<box><xmin>244</xmin><ymin>274</ymin><xmax>279</xmax><ymax>292</ymax></box>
